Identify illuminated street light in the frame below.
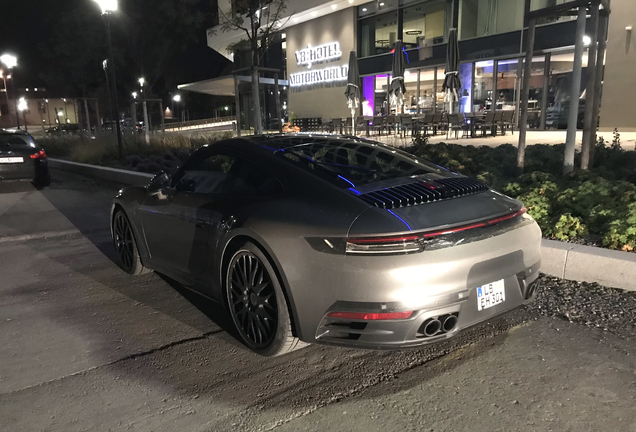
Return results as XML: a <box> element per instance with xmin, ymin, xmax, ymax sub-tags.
<box><xmin>0</xmin><ymin>54</ymin><xmax>17</xmax><ymax>69</ymax></box>
<box><xmin>172</xmin><ymin>94</ymin><xmax>181</xmax><ymax>102</ymax></box>
<box><xmin>93</xmin><ymin>0</ymin><xmax>117</xmax><ymax>14</ymax></box>
<box><xmin>138</xmin><ymin>77</ymin><xmax>145</xmax><ymax>87</ymax></box>
<box><xmin>583</xmin><ymin>35</ymin><xmax>592</xmax><ymax>46</ymax></box>
<box><xmin>1</xmin><ymin>53</ymin><xmax>19</xmax><ymax>129</ymax></box>
<box><xmin>132</xmin><ymin>91</ymin><xmax>138</xmax><ymax>99</ymax></box>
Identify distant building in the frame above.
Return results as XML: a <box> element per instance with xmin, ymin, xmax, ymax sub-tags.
<box><xmin>186</xmin><ymin>0</ymin><xmax>634</xmax><ymax>131</ymax></box>
<box><xmin>0</xmin><ymin>83</ymin><xmax>82</xmax><ymax>130</ymax></box>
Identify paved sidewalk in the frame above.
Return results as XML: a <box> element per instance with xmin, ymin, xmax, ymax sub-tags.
<box><xmin>364</xmin><ymin>130</ymin><xmax>636</xmax><ymax>149</ymax></box>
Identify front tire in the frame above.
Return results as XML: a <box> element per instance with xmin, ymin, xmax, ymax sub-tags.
<box><xmin>112</xmin><ymin>210</ymin><xmax>150</xmax><ymax>275</ymax></box>
<box><xmin>225</xmin><ymin>242</ymin><xmax>303</xmax><ymax>356</ymax></box>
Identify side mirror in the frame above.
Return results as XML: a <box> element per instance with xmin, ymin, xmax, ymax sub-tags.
<box><xmin>148</xmin><ymin>171</ymin><xmax>170</xmax><ymax>193</ymax></box>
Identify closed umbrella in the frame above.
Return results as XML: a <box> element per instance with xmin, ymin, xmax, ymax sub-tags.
<box><xmin>388</xmin><ymin>40</ymin><xmax>406</xmax><ymax>110</ymax></box>
<box><xmin>443</xmin><ymin>28</ymin><xmax>462</xmax><ymax>114</ymax></box>
<box><xmin>344</xmin><ymin>51</ymin><xmax>360</xmax><ymax>135</ymax></box>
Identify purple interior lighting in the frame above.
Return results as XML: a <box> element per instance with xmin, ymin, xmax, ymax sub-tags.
<box><xmin>362</xmin><ymin>76</ymin><xmax>375</xmax><ymax>116</ymax></box>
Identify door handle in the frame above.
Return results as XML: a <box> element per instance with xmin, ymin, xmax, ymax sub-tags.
<box><xmin>194</xmin><ymin>219</ymin><xmax>207</xmax><ymax>228</ymax></box>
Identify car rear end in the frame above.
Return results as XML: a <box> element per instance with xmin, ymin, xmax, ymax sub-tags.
<box><xmin>0</xmin><ymin>130</ymin><xmax>50</xmax><ymax>185</ymax></box>
<box><xmin>267</xmin><ymin>136</ymin><xmax>542</xmax><ymax>349</ymax></box>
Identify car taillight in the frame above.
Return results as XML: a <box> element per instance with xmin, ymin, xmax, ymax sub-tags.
<box><xmin>346</xmin><ymin>235</ymin><xmax>423</xmax><ymax>254</ymax></box>
<box><xmin>30</xmin><ymin>150</ymin><xmax>47</xmax><ymax>159</ymax></box>
<box><xmin>326</xmin><ymin>311</ymin><xmax>414</xmax><ymax>320</ymax></box>
<box><xmin>346</xmin><ymin>208</ymin><xmax>527</xmax><ymax>255</ymax></box>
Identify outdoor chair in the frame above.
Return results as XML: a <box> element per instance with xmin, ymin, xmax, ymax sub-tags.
<box><xmin>446</xmin><ymin>113</ymin><xmax>470</xmax><ymax>139</ymax></box>
<box><xmin>477</xmin><ymin>111</ymin><xmax>496</xmax><ymax>137</ymax></box>
<box><xmin>499</xmin><ymin>110</ymin><xmax>515</xmax><ymax>135</ymax></box>
<box><xmin>372</xmin><ymin>116</ymin><xmax>387</xmax><ymax>135</ymax></box>
<box><xmin>417</xmin><ymin>113</ymin><xmax>434</xmax><ymax>136</ymax></box>
<box><xmin>356</xmin><ymin>116</ymin><xmax>371</xmax><ymax>136</ymax></box>
<box><xmin>344</xmin><ymin>117</ymin><xmax>353</xmax><ymax>135</ymax></box>
<box><xmin>331</xmin><ymin>118</ymin><xmax>343</xmax><ymax>134</ymax></box>
<box><xmin>431</xmin><ymin>112</ymin><xmax>444</xmax><ymax>135</ymax></box>
<box><xmin>493</xmin><ymin>111</ymin><xmax>504</xmax><ymax>135</ymax></box>
<box><xmin>399</xmin><ymin>115</ymin><xmax>415</xmax><ymax>138</ymax></box>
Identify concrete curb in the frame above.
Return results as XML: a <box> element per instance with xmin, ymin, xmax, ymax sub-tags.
<box><xmin>49</xmin><ymin>158</ymin><xmax>636</xmax><ymax>292</ymax></box>
<box><xmin>49</xmin><ymin>158</ymin><xmax>154</xmax><ymax>186</ymax></box>
<box><xmin>540</xmin><ymin>239</ymin><xmax>636</xmax><ymax>291</ymax></box>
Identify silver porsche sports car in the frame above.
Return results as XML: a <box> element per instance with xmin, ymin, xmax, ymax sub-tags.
<box><xmin>111</xmin><ymin>134</ymin><xmax>542</xmax><ymax>356</ymax></box>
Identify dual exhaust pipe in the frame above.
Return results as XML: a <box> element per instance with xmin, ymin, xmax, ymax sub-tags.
<box><xmin>420</xmin><ymin>313</ymin><xmax>459</xmax><ymax>337</ymax></box>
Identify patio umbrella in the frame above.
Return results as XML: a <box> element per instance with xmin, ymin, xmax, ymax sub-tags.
<box><xmin>388</xmin><ymin>40</ymin><xmax>406</xmax><ymax>110</ymax></box>
<box><xmin>344</xmin><ymin>51</ymin><xmax>360</xmax><ymax>135</ymax></box>
<box><xmin>442</xmin><ymin>28</ymin><xmax>462</xmax><ymax>114</ymax></box>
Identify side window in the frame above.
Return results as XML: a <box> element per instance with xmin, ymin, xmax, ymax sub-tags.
<box><xmin>172</xmin><ymin>152</ymin><xmax>235</xmax><ymax>194</ymax></box>
<box><xmin>225</xmin><ymin>158</ymin><xmax>282</xmax><ymax>195</ymax></box>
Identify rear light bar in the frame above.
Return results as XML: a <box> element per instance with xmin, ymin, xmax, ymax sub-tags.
<box><xmin>346</xmin><ymin>208</ymin><xmax>527</xmax><ymax>255</ymax></box>
<box><xmin>326</xmin><ymin>311</ymin><xmax>414</xmax><ymax>320</ymax></box>
<box><xmin>30</xmin><ymin>150</ymin><xmax>47</xmax><ymax>159</ymax></box>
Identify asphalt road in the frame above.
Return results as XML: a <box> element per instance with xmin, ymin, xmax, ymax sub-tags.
<box><xmin>1</xmin><ymin>170</ymin><xmax>635</xmax><ymax>432</ymax></box>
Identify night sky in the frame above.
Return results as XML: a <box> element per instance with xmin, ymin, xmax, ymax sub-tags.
<box><xmin>0</xmin><ymin>0</ymin><xmax>230</xmax><ymax>97</ymax></box>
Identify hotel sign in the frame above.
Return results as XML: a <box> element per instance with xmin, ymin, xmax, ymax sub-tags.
<box><xmin>295</xmin><ymin>42</ymin><xmax>342</xmax><ymax>68</ymax></box>
<box><xmin>291</xmin><ymin>40</ymin><xmax>348</xmax><ymax>87</ymax></box>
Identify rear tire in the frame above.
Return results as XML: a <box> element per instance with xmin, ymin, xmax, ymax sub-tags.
<box><xmin>34</xmin><ymin>171</ymin><xmax>51</xmax><ymax>188</ymax></box>
<box><xmin>112</xmin><ymin>210</ymin><xmax>151</xmax><ymax>275</ymax></box>
<box><xmin>225</xmin><ymin>242</ymin><xmax>304</xmax><ymax>356</ymax></box>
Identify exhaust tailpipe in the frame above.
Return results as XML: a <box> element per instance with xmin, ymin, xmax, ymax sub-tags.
<box><xmin>442</xmin><ymin>314</ymin><xmax>458</xmax><ymax>333</ymax></box>
<box><xmin>423</xmin><ymin>318</ymin><xmax>441</xmax><ymax>337</ymax></box>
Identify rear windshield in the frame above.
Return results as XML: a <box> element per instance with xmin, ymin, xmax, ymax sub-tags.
<box><xmin>0</xmin><ymin>134</ymin><xmax>31</xmax><ymax>146</ymax></box>
<box><xmin>276</xmin><ymin>138</ymin><xmax>446</xmax><ymax>187</ymax></box>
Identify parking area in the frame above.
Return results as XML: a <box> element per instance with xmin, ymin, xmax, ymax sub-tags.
<box><xmin>1</xmin><ymin>170</ymin><xmax>635</xmax><ymax>432</ymax></box>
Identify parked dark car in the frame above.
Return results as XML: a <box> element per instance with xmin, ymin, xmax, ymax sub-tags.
<box><xmin>0</xmin><ymin>129</ymin><xmax>50</xmax><ymax>187</ymax></box>
<box><xmin>45</xmin><ymin>124</ymin><xmax>81</xmax><ymax>135</ymax></box>
<box><xmin>111</xmin><ymin>135</ymin><xmax>542</xmax><ymax>356</ymax></box>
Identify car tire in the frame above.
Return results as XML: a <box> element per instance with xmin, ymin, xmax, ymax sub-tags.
<box><xmin>112</xmin><ymin>210</ymin><xmax>151</xmax><ymax>276</ymax></box>
<box><xmin>225</xmin><ymin>242</ymin><xmax>305</xmax><ymax>356</ymax></box>
<box><xmin>34</xmin><ymin>171</ymin><xmax>51</xmax><ymax>188</ymax></box>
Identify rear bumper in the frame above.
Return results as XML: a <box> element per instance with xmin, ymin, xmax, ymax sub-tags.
<box><xmin>0</xmin><ymin>160</ymin><xmax>47</xmax><ymax>180</ymax></box>
<box><xmin>313</xmin><ymin>261</ymin><xmax>540</xmax><ymax>349</ymax></box>
<box><xmin>267</xmin><ymin>217</ymin><xmax>542</xmax><ymax>347</ymax></box>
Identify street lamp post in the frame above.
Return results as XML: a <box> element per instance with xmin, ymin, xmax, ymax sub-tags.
<box><xmin>1</xmin><ymin>54</ymin><xmax>19</xmax><ymax>129</ymax></box>
<box><xmin>18</xmin><ymin>97</ymin><xmax>28</xmax><ymax>132</ymax></box>
<box><xmin>172</xmin><ymin>94</ymin><xmax>181</xmax><ymax>128</ymax></box>
<box><xmin>94</xmin><ymin>0</ymin><xmax>123</xmax><ymax>159</ymax></box>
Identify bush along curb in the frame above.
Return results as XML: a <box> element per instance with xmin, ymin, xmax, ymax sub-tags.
<box><xmin>49</xmin><ymin>158</ymin><xmax>636</xmax><ymax>293</ymax></box>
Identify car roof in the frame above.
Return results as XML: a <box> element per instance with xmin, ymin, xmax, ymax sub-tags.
<box><xmin>240</xmin><ymin>133</ymin><xmax>383</xmax><ymax>151</ymax></box>
<box><xmin>0</xmin><ymin>128</ymin><xmax>32</xmax><ymax>137</ymax></box>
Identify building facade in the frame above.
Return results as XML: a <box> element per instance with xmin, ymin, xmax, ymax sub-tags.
<box><xmin>196</xmin><ymin>0</ymin><xmax>635</xmax><ymax>131</ymax></box>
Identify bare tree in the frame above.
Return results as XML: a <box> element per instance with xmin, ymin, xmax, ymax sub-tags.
<box><xmin>218</xmin><ymin>0</ymin><xmax>289</xmax><ymax>134</ymax></box>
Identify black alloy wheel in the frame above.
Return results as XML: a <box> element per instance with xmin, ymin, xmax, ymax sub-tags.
<box><xmin>228</xmin><ymin>251</ymin><xmax>279</xmax><ymax>348</ymax></box>
<box><xmin>113</xmin><ymin>210</ymin><xmax>149</xmax><ymax>275</ymax></box>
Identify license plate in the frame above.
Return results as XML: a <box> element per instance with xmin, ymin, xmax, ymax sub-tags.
<box><xmin>477</xmin><ymin>279</ymin><xmax>505</xmax><ymax>311</ymax></box>
<box><xmin>0</xmin><ymin>157</ymin><xmax>24</xmax><ymax>163</ymax></box>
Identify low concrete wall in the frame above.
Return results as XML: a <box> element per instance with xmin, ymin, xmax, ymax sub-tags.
<box><xmin>49</xmin><ymin>158</ymin><xmax>154</xmax><ymax>186</ymax></box>
<box><xmin>49</xmin><ymin>157</ymin><xmax>636</xmax><ymax>291</ymax></box>
<box><xmin>541</xmin><ymin>239</ymin><xmax>636</xmax><ymax>292</ymax></box>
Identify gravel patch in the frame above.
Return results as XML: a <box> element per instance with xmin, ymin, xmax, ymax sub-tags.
<box><xmin>529</xmin><ymin>274</ymin><xmax>636</xmax><ymax>340</ymax></box>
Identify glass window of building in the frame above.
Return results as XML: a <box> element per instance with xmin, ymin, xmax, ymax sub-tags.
<box><xmin>359</xmin><ymin>11</ymin><xmax>399</xmax><ymax>57</ymax></box>
<box><xmin>402</xmin><ymin>1</ymin><xmax>446</xmax><ymax>50</ymax></box>
<box><xmin>529</xmin><ymin>0</ymin><xmax>575</xmax><ymax>23</ymax></box>
<box><xmin>474</xmin><ymin>60</ymin><xmax>494</xmax><ymax>111</ymax></box>
<box><xmin>459</xmin><ymin>0</ymin><xmax>525</xmax><ymax>40</ymax></box>
<box><xmin>495</xmin><ymin>59</ymin><xmax>520</xmax><ymax>111</ymax></box>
